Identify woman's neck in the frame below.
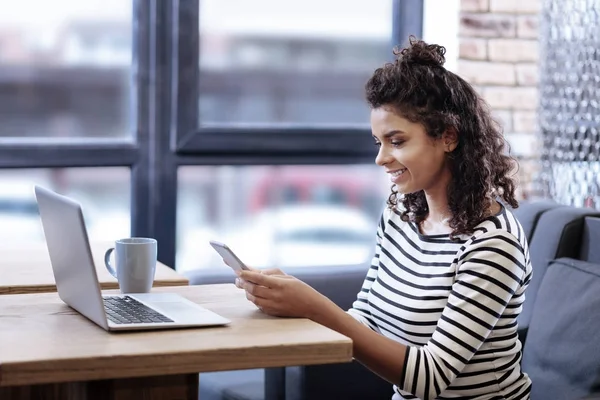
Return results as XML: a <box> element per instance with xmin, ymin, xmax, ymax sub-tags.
<box><xmin>420</xmin><ymin>191</ymin><xmax>453</xmax><ymax>235</ymax></box>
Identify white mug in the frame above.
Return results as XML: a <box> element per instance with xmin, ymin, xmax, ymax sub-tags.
<box><xmin>104</xmin><ymin>238</ymin><xmax>157</xmax><ymax>293</ymax></box>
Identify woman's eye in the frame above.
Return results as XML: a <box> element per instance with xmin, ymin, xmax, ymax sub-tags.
<box><xmin>374</xmin><ymin>142</ymin><xmax>381</xmax><ymax>147</ymax></box>
<box><xmin>391</xmin><ymin>141</ymin><xmax>404</xmax><ymax>147</ymax></box>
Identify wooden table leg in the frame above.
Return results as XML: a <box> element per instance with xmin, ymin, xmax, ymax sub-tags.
<box><xmin>0</xmin><ymin>373</ymin><xmax>199</xmax><ymax>400</ymax></box>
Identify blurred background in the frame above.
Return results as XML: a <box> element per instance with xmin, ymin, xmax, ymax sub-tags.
<box><xmin>0</xmin><ymin>0</ymin><xmax>595</xmax><ymax>274</ymax></box>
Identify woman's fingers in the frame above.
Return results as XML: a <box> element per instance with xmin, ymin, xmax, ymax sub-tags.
<box><xmin>234</xmin><ymin>277</ymin><xmax>247</xmax><ymax>288</ymax></box>
<box><xmin>243</xmin><ymin>280</ymin><xmax>273</xmax><ymax>299</ymax></box>
<box><xmin>261</xmin><ymin>268</ymin><xmax>286</xmax><ymax>276</ymax></box>
<box><xmin>245</xmin><ymin>291</ymin><xmax>277</xmax><ymax>312</ymax></box>
<box><xmin>239</xmin><ymin>270</ymin><xmax>282</xmax><ymax>288</ymax></box>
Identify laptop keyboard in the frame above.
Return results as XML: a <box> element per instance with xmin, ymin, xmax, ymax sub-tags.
<box><xmin>103</xmin><ymin>296</ymin><xmax>174</xmax><ymax>325</ymax></box>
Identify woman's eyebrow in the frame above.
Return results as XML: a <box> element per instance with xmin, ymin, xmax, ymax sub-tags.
<box><xmin>383</xmin><ymin>130</ymin><xmax>406</xmax><ymax>138</ymax></box>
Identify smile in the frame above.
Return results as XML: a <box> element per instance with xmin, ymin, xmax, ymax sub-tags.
<box><xmin>389</xmin><ymin>169</ymin><xmax>407</xmax><ymax>177</ymax></box>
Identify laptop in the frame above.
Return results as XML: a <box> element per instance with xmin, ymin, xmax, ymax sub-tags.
<box><xmin>34</xmin><ymin>185</ymin><xmax>231</xmax><ymax>332</ymax></box>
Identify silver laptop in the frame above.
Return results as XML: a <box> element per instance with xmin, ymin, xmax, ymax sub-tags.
<box><xmin>34</xmin><ymin>185</ymin><xmax>230</xmax><ymax>332</ymax></box>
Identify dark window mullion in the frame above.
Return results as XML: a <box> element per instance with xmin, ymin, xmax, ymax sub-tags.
<box><xmin>177</xmin><ymin>127</ymin><xmax>377</xmax><ymax>158</ymax></box>
<box><xmin>392</xmin><ymin>0</ymin><xmax>424</xmax><ymax>48</ymax></box>
<box><xmin>0</xmin><ymin>141</ymin><xmax>138</xmax><ymax>168</ymax></box>
<box><xmin>173</xmin><ymin>0</ymin><xmax>199</xmax><ymax>150</ymax></box>
<box><xmin>131</xmin><ymin>0</ymin><xmax>178</xmax><ymax>269</ymax></box>
<box><xmin>173</xmin><ymin>153</ymin><xmax>375</xmax><ymax>166</ymax></box>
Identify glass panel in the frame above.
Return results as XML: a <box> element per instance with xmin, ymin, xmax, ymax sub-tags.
<box><xmin>0</xmin><ymin>167</ymin><xmax>130</xmax><ymax>244</ymax></box>
<box><xmin>198</xmin><ymin>0</ymin><xmax>392</xmax><ymax>125</ymax></box>
<box><xmin>177</xmin><ymin>165</ymin><xmax>389</xmax><ymax>273</ymax></box>
<box><xmin>0</xmin><ymin>0</ymin><xmax>132</xmax><ymax>138</ymax></box>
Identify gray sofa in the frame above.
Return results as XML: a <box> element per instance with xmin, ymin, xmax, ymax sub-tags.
<box><xmin>512</xmin><ymin>203</ymin><xmax>600</xmax><ymax>345</ymax></box>
<box><xmin>521</xmin><ymin>216</ymin><xmax>600</xmax><ymax>399</ymax></box>
<box><xmin>188</xmin><ymin>203</ymin><xmax>600</xmax><ymax>400</ymax></box>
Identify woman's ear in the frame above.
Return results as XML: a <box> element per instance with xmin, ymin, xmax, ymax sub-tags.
<box><xmin>442</xmin><ymin>127</ymin><xmax>458</xmax><ymax>152</ymax></box>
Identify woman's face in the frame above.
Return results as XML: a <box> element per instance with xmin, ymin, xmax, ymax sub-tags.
<box><xmin>371</xmin><ymin>106</ymin><xmax>453</xmax><ymax>195</ymax></box>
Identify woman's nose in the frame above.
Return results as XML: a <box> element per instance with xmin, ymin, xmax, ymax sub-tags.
<box><xmin>375</xmin><ymin>145</ymin><xmax>390</xmax><ymax>166</ymax></box>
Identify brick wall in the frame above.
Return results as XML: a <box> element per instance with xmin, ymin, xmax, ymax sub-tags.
<box><xmin>458</xmin><ymin>0</ymin><xmax>541</xmax><ymax>199</ymax></box>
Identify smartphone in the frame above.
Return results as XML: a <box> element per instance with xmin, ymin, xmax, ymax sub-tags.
<box><xmin>209</xmin><ymin>240</ymin><xmax>250</xmax><ymax>272</ymax></box>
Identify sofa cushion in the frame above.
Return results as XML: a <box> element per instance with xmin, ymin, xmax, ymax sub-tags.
<box><xmin>522</xmin><ymin>258</ymin><xmax>600</xmax><ymax>400</ymax></box>
<box><xmin>511</xmin><ymin>200</ymin><xmax>559</xmax><ymax>241</ymax></box>
<box><xmin>579</xmin><ymin>217</ymin><xmax>600</xmax><ymax>264</ymax></box>
<box><xmin>518</xmin><ymin>206</ymin><xmax>600</xmax><ymax>339</ymax></box>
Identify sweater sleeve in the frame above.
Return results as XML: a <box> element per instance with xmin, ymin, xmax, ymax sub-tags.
<box><xmin>346</xmin><ymin>209</ymin><xmax>388</xmax><ymax>333</ymax></box>
<box><xmin>399</xmin><ymin>230</ymin><xmax>527</xmax><ymax>400</ymax></box>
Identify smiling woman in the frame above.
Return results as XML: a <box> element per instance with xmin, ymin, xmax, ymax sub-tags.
<box><xmin>237</xmin><ymin>36</ymin><xmax>533</xmax><ymax>400</ymax></box>
<box><xmin>366</xmin><ymin>36</ymin><xmax>517</xmax><ymax>240</ymax></box>
<box><xmin>371</xmin><ymin>111</ymin><xmax>456</xmax><ymax>213</ymax></box>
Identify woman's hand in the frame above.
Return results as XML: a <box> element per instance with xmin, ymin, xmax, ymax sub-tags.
<box><xmin>236</xmin><ymin>270</ymin><xmax>328</xmax><ymax>319</ymax></box>
<box><xmin>233</xmin><ymin>267</ymin><xmax>286</xmax><ymax>289</ymax></box>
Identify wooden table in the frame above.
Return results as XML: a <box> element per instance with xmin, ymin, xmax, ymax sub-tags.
<box><xmin>0</xmin><ymin>241</ymin><xmax>189</xmax><ymax>295</ymax></box>
<box><xmin>0</xmin><ymin>284</ymin><xmax>352</xmax><ymax>399</ymax></box>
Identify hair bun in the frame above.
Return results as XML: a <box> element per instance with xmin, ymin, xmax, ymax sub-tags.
<box><xmin>396</xmin><ymin>36</ymin><xmax>446</xmax><ymax>67</ymax></box>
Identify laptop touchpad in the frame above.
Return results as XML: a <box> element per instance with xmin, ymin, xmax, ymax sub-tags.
<box><xmin>154</xmin><ymin>301</ymin><xmax>205</xmax><ymax>315</ymax></box>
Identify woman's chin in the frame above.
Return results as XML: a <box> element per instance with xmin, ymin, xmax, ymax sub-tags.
<box><xmin>394</xmin><ymin>182</ymin><xmax>418</xmax><ymax>195</ymax></box>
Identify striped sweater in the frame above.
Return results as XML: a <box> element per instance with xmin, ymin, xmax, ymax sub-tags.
<box><xmin>348</xmin><ymin>204</ymin><xmax>533</xmax><ymax>400</ymax></box>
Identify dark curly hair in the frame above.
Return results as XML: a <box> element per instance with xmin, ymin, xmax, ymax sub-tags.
<box><xmin>365</xmin><ymin>36</ymin><xmax>519</xmax><ymax>239</ymax></box>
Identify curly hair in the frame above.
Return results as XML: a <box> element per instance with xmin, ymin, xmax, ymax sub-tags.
<box><xmin>365</xmin><ymin>36</ymin><xmax>519</xmax><ymax>239</ymax></box>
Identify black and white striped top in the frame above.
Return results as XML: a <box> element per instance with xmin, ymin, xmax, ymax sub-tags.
<box><xmin>348</xmin><ymin>204</ymin><xmax>533</xmax><ymax>400</ymax></box>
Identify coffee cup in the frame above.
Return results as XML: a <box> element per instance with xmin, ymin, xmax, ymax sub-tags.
<box><xmin>104</xmin><ymin>237</ymin><xmax>157</xmax><ymax>293</ymax></box>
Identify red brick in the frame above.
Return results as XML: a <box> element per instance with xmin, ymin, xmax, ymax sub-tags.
<box><xmin>490</xmin><ymin>0</ymin><xmax>519</xmax><ymax>12</ymax></box>
<box><xmin>505</xmin><ymin>132</ymin><xmax>537</xmax><ymax>157</ymax></box>
<box><xmin>461</xmin><ymin>0</ymin><xmax>489</xmax><ymax>12</ymax></box>
<box><xmin>517</xmin><ymin>15</ymin><xmax>538</xmax><ymax>38</ymax></box>
<box><xmin>458</xmin><ymin>60</ymin><xmax>515</xmax><ymax>85</ymax></box>
<box><xmin>490</xmin><ymin>0</ymin><xmax>540</xmax><ymax>13</ymax></box>
<box><xmin>517</xmin><ymin>0</ymin><xmax>541</xmax><ymax>14</ymax></box>
<box><xmin>516</xmin><ymin>64</ymin><xmax>539</xmax><ymax>85</ymax></box>
<box><xmin>482</xmin><ymin>86</ymin><xmax>538</xmax><ymax>109</ymax></box>
<box><xmin>459</xmin><ymin>38</ymin><xmax>488</xmax><ymax>60</ymax></box>
<box><xmin>488</xmin><ymin>39</ymin><xmax>539</xmax><ymax>62</ymax></box>
<box><xmin>492</xmin><ymin>110</ymin><xmax>513</xmax><ymax>132</ymax></box>
<box><xmin>460</xmin><ymin>13</ymin><xmax>516</xmax><ymax>37</ymax></box>
<box><xmin>515</xmin><ymin>88</ymin><xmax>538</xmax><ymax>110</ymax></box>
<box><xmin>514</xmin><ymin>158</ymin><xmax>543</xmax><ymax>200</ymax></box>
<box><xmin>513</xmin><ymin>111</ymin><xmax>538</xmax><ymax>133</ymax></box>
<box><xmin>482</xmin><ymin>87</ymin><xmax>514</xmax><ymax>108</ymax></box>
<box><xmin>471</xmin><ymin>85</ymin><xmax>485</xmax><ymax>97</ymax></box>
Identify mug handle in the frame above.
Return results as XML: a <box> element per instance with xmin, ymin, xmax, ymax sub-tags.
<box><xmin>104</xmin><ymin>248</ymin><xmax>118</xmax><ymax>279</ymax></box>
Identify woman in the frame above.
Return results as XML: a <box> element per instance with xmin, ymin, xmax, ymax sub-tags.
<box><xmin>235</xmin><ymin>37</ymin><xmax>532</xmax><ymax>400</ymax></box>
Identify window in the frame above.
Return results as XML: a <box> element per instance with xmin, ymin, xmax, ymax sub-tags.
<box><xmin>0</xmin><ymin>168</ymin><xmax>130</xmax><ymax>244</ymax></box>
<box><xmin>0</xmin><ymin>0</ymin><xmax>132</xmax><ymax>138</ymax></box>
<box><xmin>198</xmin><ymin>0</ymin><xmax>392</xmax><ymax>125</ymax></box>
<box><xmin>177</xmin><ymin>165</ymin><xmax>387</xmax><ymax>273</ymax></box>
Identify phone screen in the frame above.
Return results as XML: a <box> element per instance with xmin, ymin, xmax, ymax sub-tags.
<box><xmin>209</xmin><ymin>240</ymin><xmax>250</xmax><ymax>272</ymax></box>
